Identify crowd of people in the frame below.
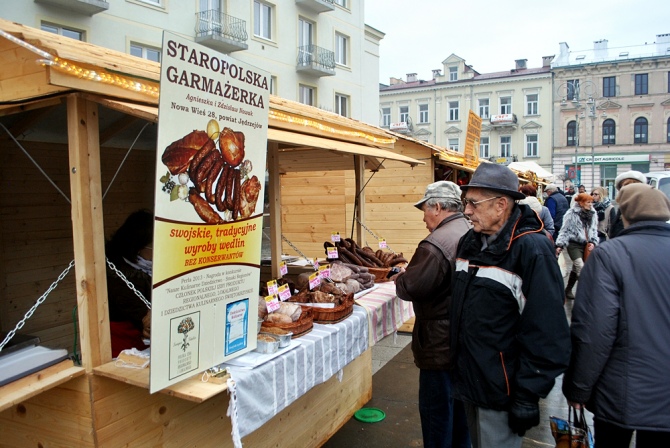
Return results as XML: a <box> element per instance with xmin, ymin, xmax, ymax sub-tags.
<box><xmin>394</xmin><ymin>165</ymin><xmax>670</xmax><ymax>448</ymax></box>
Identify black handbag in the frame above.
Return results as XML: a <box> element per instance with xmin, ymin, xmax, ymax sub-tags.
<box><xmin>549</xmin><ymin>406</ymin><xmax>594</xmax><ymax>448</ymax></box>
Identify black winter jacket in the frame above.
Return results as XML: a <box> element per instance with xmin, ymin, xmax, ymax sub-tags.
<box><xmin>563</xmin><ymin>221</ymin><xmax>670</xmax><ymax>431</ymax></box>
<box><xmin>396</xmin><ymin>213</ymin><xmax>470</xmax><ymax>370</ymax></box>
<box><xmin>450</xmin><ymin>204</ymin><xmax>571</xmax><ymax>410</ymax></box>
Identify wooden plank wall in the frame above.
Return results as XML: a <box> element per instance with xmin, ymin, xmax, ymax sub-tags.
<box><xmin>0</xmin><ymin>137</ymin><xmax>155</xmax><ymax>352</ymax></box>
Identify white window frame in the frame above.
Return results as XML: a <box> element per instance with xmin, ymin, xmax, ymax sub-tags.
<box><xmin>41</xmin><ymin>22</ymin><xmax>85</xmax><ymax>41</ymax></box>
<box><xmin>500</xmin><ymin>135</ymin><xmax>511</xmax><ymax>157</ymax></box>
<box><xmin>138</xmin><ymin>0</ymin><xmax>163</xmax><ymax>6</ymax></box>
<box><xmin>448</xmin><ymin>138</ymin><xmax>459</xmax><ymax>152</ymax></box>
<box><xmin>448</xmin><ymin>101</ymin><xmax>460</xmax><ymax>121</ymax></box>
<box><xmin>399</xmin><ymin>106</ymin><xmax>409</xmax><ymax>123</ymax></box>
<box><xmin>299</xmin><ymin>84</ymin><xmax>315</xmax><ymax>106</ymax></box>
<box><xmin>525</xmin><ymin>134</ymin><xmax>538</xmax><ymax>157</ymax></box>
<box><xmin>270</xmin><ymin>75</ymin><xmax>277</xmax><ymax>95</ymax></box>
<box><xmin>480</xmin><ymin>136</ymin><xmax>490</xmax><ymax>158</ymax></box>
<box><xmin>335</xmin><ymin>32</ymin><xmax>348</xmax><ymax>66</ymax></box>
<box><xmin>500</xmin><ymin>97</ymin><xmax>512</xmax><ymax>114</ymax></box>
<box><xmin>381</xmin><ymin>107</ymin><xmax>391</xmax><ymax>127</ymax></box>
<box><xmin>334</xmin><ymin>0</ymin><xmax>346</xmax><ymax>7</ymax></box>
<box><xmin>335</xmin><ymin>93</ymin><xmax>348</xmax><ymax>117</ymax></box>
<box><xmin>525</xmin><ymin>94</ymin><xmax>538</xmax><ymax>116</ymax></box>
<box><xmin>130</xmin><ymin>42</ymin><xmax>161</xmax><ymax>62</ymax></box>
<box><xmin>254</xmin><ymin>0</ymin><xmax>273</xmax><ymax>40</ymax></box>
<box><xmin>449</xmin><ymin>66</ymin><xmax>458</xmax><ymax>81</ymax></box>
<box><xmin>478</xmin><ymin>98</ymin><xmax>489</xmax><ymax>119</ymax></box>
<box><xmin>418</xmin><ymin>104</ymin><xmax>429</xmax><ymax>123</ymax></box>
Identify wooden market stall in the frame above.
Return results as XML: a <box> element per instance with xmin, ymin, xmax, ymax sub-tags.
<box><xmin>0</xmin><ymin>19</ymin><xmax>423</xmax><ymax>447</ymax></box>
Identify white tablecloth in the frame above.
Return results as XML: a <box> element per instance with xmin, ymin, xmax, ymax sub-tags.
<box><xmin>223</xmin><ymin>305</ymin><xmax>368</xmax><ymax>440</ymax></box>
<box><xmin>354</xmin><ymin>282</ymin><xmax>414</xmax><ymax>345</ymax></box>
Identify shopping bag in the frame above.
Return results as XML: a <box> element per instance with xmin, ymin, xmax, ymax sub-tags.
<box><xmin>549</xmin><ymin>406</ymin><xmax>594</xmax><ymax>448</ymax></box>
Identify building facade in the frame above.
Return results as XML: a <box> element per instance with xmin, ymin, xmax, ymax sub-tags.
<box><xmin>0</xmin><ymin>0</ymin><xmax>382</xmax><ymax>124</ymax></box>
<box><xmin>379</xmin><ymin>55</ymin><xmax>555</xmax><ymax>171</ymax></box>
<box><xmin>552</xmin><ymin>34</ymin><xmax>670</xmax><ymax>193</ymax></box>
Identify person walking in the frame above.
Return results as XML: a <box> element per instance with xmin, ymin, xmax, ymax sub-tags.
<box><xmin>608</xmin><ymin>170</ymin><xmax>647</xmax><ymax>239</ymax></box>
<box><xmin>563</xmin><ymin>183</ymin><xmax>670</xmax><ymax>447</ymax></box>
<box><xmin>395</xmin><ymin>180</ymin><xmax>471</xmax><ymax>448</ymax></box>
<box><xmin>518</xmin><ymin>184</ymin><xmax>554</xmax><ymax>238</ymax></box>
<box><xmin>555</xmin><ymin>193</ymin><xmax>599</xmax><ymax>300</ymax></box>
<box><xmin>591</xmin><ymin>186</ymin><xmax>613</xmax><ymax>242</ymax></box>
<box><xmin>449</xmin><ymin>163</ymin><xmax>571</xmax><ymax>448</ymax></box>
<box><xmin>544</xmin><ymin>184</ymin><xmax>568</xmax><ymax>240</ymax></box>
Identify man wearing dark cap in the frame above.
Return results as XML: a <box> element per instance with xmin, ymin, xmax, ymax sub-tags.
<box><xmin>449</xmin><ymin>163</ymin><xmax>571</xmax><ymax>448</ymax></box>
<box><xmin>563</xmin><ymin>183</ymin><xmax>670</xmax><ymax>446</ymax></box>
<box><xmin>607</xmin><ymin>170</ymin><xmax>647</xmax><ymax>239</ymax></box>
<box><xmin>395</xmin><ymin>180</ymin><xmax>471</xmax><ymax>448</ymax></box>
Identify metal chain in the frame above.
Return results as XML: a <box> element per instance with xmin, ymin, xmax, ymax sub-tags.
<box><xmin>354</xmin><ymin>217</ymin><xmax>396</xmax><ymax>254</ymax></box>
<box><xmin>106</xmin><ymin>258</ymin><xmax>151</xmax><ymax>309</ymax></box>
<box><xmin>281</xmin><ymin>234</ymin><xmax>318</xmax><ymax>271</ymax></box>
<box><xmin>0</xmin><ymin>260</ymin><xmax>75</xmax><ymax>352</ymax></box>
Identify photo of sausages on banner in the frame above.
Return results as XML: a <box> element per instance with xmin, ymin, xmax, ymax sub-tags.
<box><xmin>150</xmin><ymin>32</ymin><xmax>269</xmax><ymax>393</ymax></box>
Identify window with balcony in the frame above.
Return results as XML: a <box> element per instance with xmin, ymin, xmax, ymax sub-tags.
<box><xmin>299</xmin><ymin>84</ymin><xmax>315</xmax><ymax>106</ymax></box>
<box><xmin>480</xmin><ymin>137</ymin><xmax>490</xmax><ymax>158</ymax></box>
<box><xmin>399</xmin><ymin>106</ymin><xmax>409</xmax><ymax>123</ymax></box>
<box><xmin>41</xmin><ymin>22</ymin><xmax>84</xmax><ymax>41</ymax></box>
<box><xmin>634</xmin><ymin>117</ymin><xmax>648</xmax><ymax>143</ymax></box>
<box><xmin>254</xmin><ymin>0</ymin><xmax>273</xmax><ymax>40</ymax></box>
<box><xmin>381</xmin><ymin>107</ymin><xmax>390</xmax><ymax>127</ymax></box>
<box><xmin>478</xmin><ymin>98</ymin><xmax>489</xmax><ymax>119</ymax></box>
<box><xmin>525</xmin><ymin>94</ymin><xmax>538</xmax><ymax>116</ymax></box>
<box><xmin>602</xmin><ymin>119</ymin><xmax>616</xmax><ymax>145</ymax></box>
<box><xmin>500</xmin><ymin>97</ymin><xmax>511</xmax><ymax>114</ymax></box>
<box><xmin>449</xmin><ymin>66</ymin><xmax>458</xmax><ymax>81</ymax></box>
<box><xmin>334</xmin><ymin>0</ymin><xmax>346</xmax><ymax>7</ymax></box>
<box><xmin>335</xmin><ymin>93</ymin><xmax>348</xmax><ymax>117</ymax></box>
<box><xmin>448</xmin><ymin>101</ymin><xmax>459</xmax><ymax>121</ymax></box>
<box><xmin>130</xmin><ymin>43</ymin><xmax>160</xmax><ymax>62</ymax></box>
<box><xmin>335</xmin><ymin>33</ymin><xmax>348</xmax><ymax>66</ymax></box>
<box><xmin>500</xmin><ymin>136</ymin><xmax>511</xmax><ymax>157</ymax></box>
<box><xmin>567</xmin><ymin>120</ymin><xmax>577</xmax><ymax>146</ymax></box>
<box><xmin>525</xmin><ymin>134</ymin><xmax>538</xmax><ymax>157</ymax></box>
<box><xmin>419</xmin><ymin>104</ymin><xmax>429</xmax><ymax>123</ymax></box>
<box><xmin>567</xmin><ymin>79</ymin><xmax>579</xmax><ymax>101</ymax></box>
<box><xmin>635</xmin><ymin>74</ymin><xmax>648</xmax><ymax>95</ymax></box>
<box><xmin>448</xmin><ymin>138</ymin><xmax>459</xmax><ymax>152</ymax></box>
<box><xmin>603</xmin><ymin>76</ymin><xmax>616</xmax><ymax>97</ymax></box>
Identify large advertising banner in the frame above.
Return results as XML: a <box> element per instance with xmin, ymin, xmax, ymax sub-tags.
<box><xmin>150</xmin><ymin>32</ymin><xmax>269</xmax><ymax>393</ymax></box>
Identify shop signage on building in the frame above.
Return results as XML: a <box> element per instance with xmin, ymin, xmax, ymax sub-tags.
<box><xmin>572</xmin><ymin>154</ymin><xmax>650</xmax><ymax>164</ymax></box>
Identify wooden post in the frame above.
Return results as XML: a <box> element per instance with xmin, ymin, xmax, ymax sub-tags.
<box><xmin>354</xmin><ymin>155</ymin><xmax>366</xmax><ymax>245</ymax></box>
<box><xmin>67</xmin><ymin>94</ymin><xmax>111</xmax><ymax>370</ymax></box>
<box><xmin>267</xmin><ymin>142</ymin><xmax>282</xmax><ymax>278</ymax></box>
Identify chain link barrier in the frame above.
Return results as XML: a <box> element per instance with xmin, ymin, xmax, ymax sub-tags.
<box><xmin>281</xmin><ymin>234</ymin><xmax>318</xmax><ymax>271</ymax></box>
<box><xmin>354</xmin><ymin>217</ymin><xmax>396</xmax><ymax>254</ymax></box>
<box><xmin>106</xmin><ymin>258</ymin><xmax>151</xmax><ymax>309</ymax></box>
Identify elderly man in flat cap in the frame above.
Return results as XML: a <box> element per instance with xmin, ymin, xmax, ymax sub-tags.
<box><xmin>563</xmin><ymin>183</ymin><xmax>670</xmax><ymax>447</ymax></box>
<box><xmin>607</xmin><ymin>170</ymin><xmax>647</xmax><ymax>239</ymax></box>
<box><xmin>449</xmin><ymin>163</ymin><xmax>571</xmax><ymax>448</ymax></box>
<box><xmin>395</xmin><ymin>180</ymin><xmax>471</xmax><ymax>448</ymax></box>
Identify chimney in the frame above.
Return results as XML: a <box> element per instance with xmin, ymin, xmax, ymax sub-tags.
<box><xmin>389</xmin><ymin>77</ymin><xmax>405</xmax><ymax>86</ymax></box>
<box><xmin>555</xmin><ymin>42</ymin><xmax>570</xmax><ymax>66</ymax></box>
<box><xmin>432</xmin><ymin>69</ymin><xmax>442</xmax><ymax>79</ymax></box>
<box><xmin>542</xmin><ymin>55</ymin><xmax>554</xmax><ymax>67</ymax></box>
<box><xmin>407</xmin><ymin>73</ymin><xmax>418</xmax><ymax>82</ymax></box>
<box><xmin>515</xmin><ymin>59</ymin><xmax>527</xmax><ymax>70</ymax></box>
<box><xmin>594</xmin><ymin>39</ymin><xmax>608</xmax><ymax>61</ymax></box>
<box><xmin>657</xmin><ymin>33</ymin><xmax>670</xmax><ymax>56</ymax></box>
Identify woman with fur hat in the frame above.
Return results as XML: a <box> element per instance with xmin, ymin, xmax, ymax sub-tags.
<box><xmin>555</xmin><ymin>193</ymin><xmax>599</xmax><ymax>299</ymax></box>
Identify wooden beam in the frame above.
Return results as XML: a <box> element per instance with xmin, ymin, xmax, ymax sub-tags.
<box><xmin>4</xmin><ymin>105</ymin><xmax>59</xmax><ymax>138</ymax></box>
<box><xmin>354</xmin><ymin>155</ymin><xmax>365</xmax><ymax>245</ymax></box>
<box><xmin>67</xmin><ymin>94</ymin><xmax>111</xmax><ymax>370</ymax></box>
<box><xmin>267</xmin><ymin>141</ymin><xmax>282</xmax><ymax>278</ymax></box>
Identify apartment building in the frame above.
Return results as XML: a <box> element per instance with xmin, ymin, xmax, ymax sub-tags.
<box><xmin>379</xmin><ymin>55</ymin><xmax>555</xmax><ymax>170</ymax></box>
<box><xmin>552</xmin><ymin>34</ymin><xmax>670</xmax><ymax>191</ymax></box>
<box><xmin>0</xmin><ymin>0</ymin><xmax>382</xmax><ymax>124</ymax></box>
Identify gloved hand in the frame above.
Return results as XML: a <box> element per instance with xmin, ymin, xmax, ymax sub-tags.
<box><xmin>508</xmin><ymin>398</ymin><xmax>540</xmax><ymax>437</ymax></box>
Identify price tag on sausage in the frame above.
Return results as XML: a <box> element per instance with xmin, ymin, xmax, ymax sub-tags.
<box><xmin>378</xmin><ymin>238</ymin><xmax>388</xmax><ymax>249</ymax></box>
<box><xmin>279</xmin><ymin>260</ymin><xmax>288</xmax><ymax>276</ymax></box>
<box><xmin>277</xmin><ymin>283</ymin><xmax>292</xmax><ymax>301</ymax></box>
<box><xmin>318</xmin><ymin>264</ymin><xmax>331</xmax><ymax>279</ymax></box>
<box><xmin>331</xmin><ymin>232</ymin><xmax>341</xmax><ymax>242</ymax></box>
<box><xmin>308</xmin><ymin>271</ymin><xmax>321</xmax><ymax>290</ymax></box>
<box><xmin>266</xmin><ymin>279</ymin><xmax>278</xmax><ymax>296</ymax></box>
<box><xmin>327</xmin><ymin>246</ymin><xmax>338</xmax><ymax>259</ymax></box>
<box><xmin>312</xmin><ymin>258</ymin><xmax>319</xmax><ymax>270</ymax></box>
<box><xmin>264</xmin><ymin>294</ymin><xmax>280</xmax><ymax>313</ymax></box>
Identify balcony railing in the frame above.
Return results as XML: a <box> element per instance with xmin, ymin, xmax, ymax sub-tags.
<box><xmin>34</xmin><ymin>0</ymin><xmax>109</xmax><ymax>15</ymax></box>
<box><xmin>295</xmin><ymin>0</ymin><xmax>335</xmax><ymax>13</ymax></box>
<box><xmin>195</xmin><ymin>10</ymin><xmax>248</xmax><ymax>53</ymax></box>
<box><xmin>296</xmin><ymin>45</ymin><xmax>335</xmax><ymax>76</ymax></box>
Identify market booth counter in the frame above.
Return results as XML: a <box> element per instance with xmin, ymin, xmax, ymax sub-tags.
<box><xmin>0</xmin><ymin>19</ymin><xmax>422</xmax><ymax>447</ymax></box>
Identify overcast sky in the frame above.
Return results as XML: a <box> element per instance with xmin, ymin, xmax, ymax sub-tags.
<box><xmin>364</xmin><ymin>0</ymin><xmax>670</xmax><ymax>84</ymax></box>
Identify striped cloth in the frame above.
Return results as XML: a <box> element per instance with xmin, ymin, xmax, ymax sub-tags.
<box><xmin>354</xmin><ymin>282</ymin><xmax>414</xmax><ymax>345</ymax></box>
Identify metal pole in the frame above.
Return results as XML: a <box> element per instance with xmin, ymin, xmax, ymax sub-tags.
<box><xmin>591</xmin><ymin>110</ymin><xmax>595</xmax><ymax>189</ymax></box>
<box><xmin>575</xmin><ymin>113</ymin><xmax>579</xmax><ymax>187</ymax></box>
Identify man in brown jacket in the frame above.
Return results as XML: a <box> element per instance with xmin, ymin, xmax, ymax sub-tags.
<box><xmin>395</xmin><ymin>180</ymin><xmax>471</xmax><ymax>448</ymax></box>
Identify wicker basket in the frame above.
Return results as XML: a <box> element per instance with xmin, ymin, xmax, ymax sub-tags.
<box><xmin>368</xmin><ymin>267</ymin><xmax>392</xmax><ymax>283</ymax></box>
<box><xmin>306</xmin><ymin>293</ymin><xmax>355</xmax><ymax>324</ymax></box>
<box><xmin>261</xmin><ymin>307</ymin><xmax>313</xmax><ymax>338</ymax></box>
